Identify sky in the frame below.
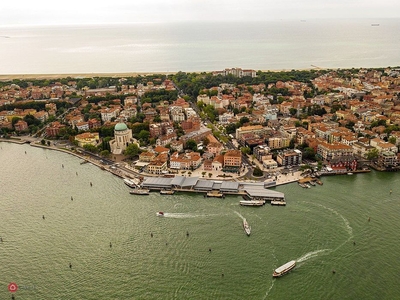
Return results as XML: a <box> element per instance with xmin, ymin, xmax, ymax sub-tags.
<box><xmin>1</xmin><ymin>0</ymin><xmax>399</xmax><ymax>26</ymax></box>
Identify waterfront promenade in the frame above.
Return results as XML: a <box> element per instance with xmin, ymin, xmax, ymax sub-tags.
<box><xmin>0</xmin><ymin>136</ymin><xmax>309</xmax><ymax>187</ymax></box>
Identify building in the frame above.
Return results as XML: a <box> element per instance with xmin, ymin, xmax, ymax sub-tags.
<box><xmin>276</xmin><ymin>149</ymin><xmax>302</xmax><ymax>167</ymax></box>
<box><xmin>109</xmin><ymin>122</ymin><xmax>134</xmax><ymax>155</ymax></box>
<box><xmin>377</xmin><ymin>151</ymin><xmax>398</xmax><ymax>169</ymax></box>
<box><xmin>75</xmin><ymin>132</ymin><xmax>99</xmax><ymax>147</ymax></box>
<box><xmin>180</xmin><ymin>127</ymin><xmax>212</xmax><ymax>146</ymax></box>
<box><xmin>215</xmin><ymin>68</ymin><xmax>257</xmax><ymax>78</ymax></box>
<box><xmin>46</xmin><ymin>121</ymin><xmax>66</xmax><ymax>137</ymax></box>
<box><xmin>236</xmin><ymin>125</ymin><xmax>267</xmax><ymax>140</ymax></box>
<box><xmin>268</xmin><ymin>136</ymin><xmax>290</xmax><ymax>150</ymax></box>
<box><xmin>100</xmin><ymin>107</ymin><xmax>120</xmax><ymax>122</ymax></box>
<box><xmin>170</xmin><ymin>152</ymin><xmax>202</xmax><ymax>170</ymax></box>
<box><xmin>223</xmin><ymin>150</ymin><xmax>242</xmax><ymax>172</ymax></box>
<box><xmin>317</xmin><ymin>142</ymin><xmax>353</xmax><ymax>162</ymax></box>
<box><xmin>329</xmin><ymin>156</ymin><xmax>358</xmax><ymax>171</ymax></box>
<box><xmin>139</xmin><ymin>151</ymin><xmax>156</xmax><ymax>162</ymax></box>
<box><xmin>263</xmin><ymin>159</ymin><xmax>278</xmax><ymax>170</ymax></box>
<box><xmin>14</xmin><ymin>120</ymin><xmax>28</xmax><ymax>132</ymax></box>
<box><xmin>76</xmin><ymin>121</ymin><xmax>89</xmax><ymax>132</ymax></box>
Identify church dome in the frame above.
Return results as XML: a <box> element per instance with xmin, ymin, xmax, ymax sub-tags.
<box><xmin>114</xmin><ymin>122</ymin><xmax>128</xmax><ymax>131</ymax></box>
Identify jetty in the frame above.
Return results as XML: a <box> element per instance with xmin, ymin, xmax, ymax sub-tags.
<box><xmin>140</xmin><ymin>176</ymin><xmax>285</xmax><ymax>203</ymax></box>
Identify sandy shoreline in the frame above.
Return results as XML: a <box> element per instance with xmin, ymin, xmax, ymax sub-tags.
<box><xmin>0</xmin><ymin>72</ymin><xmax>174</xmax><ymax>81</ymax></box>
<box><xmin>0</xmin><ymin>68</ymin><xmax>325</xmax><ymax>81</ymax></box>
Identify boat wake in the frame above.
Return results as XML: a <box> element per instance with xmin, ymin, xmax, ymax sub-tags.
<box><xmin>263</xmin><ymin>247</ymin><xmax>278</xmax><ymax>300</ymax></box>
<box><xmin>234</xmin><ymin>211</ymin><xmax>245</xmax><ymax>220</ymax></box>
<box><xmin>262</xmin><ymin>279</ymin><xmax>275</xmax><ymax>300</ymax></box>
<box><xmin>296</xmin><ymin>249</ymin><xmax>331</xmax><ymax>263</ymax></box>
<box><xmin>308</xmin><ymin>202</ymin><xmax>353</xmax><ymax>238</ymax></box>
<box><xmin>173</xmin><ymin>203</ymin><xmax>183</xmax><ymax>209</ymax></box>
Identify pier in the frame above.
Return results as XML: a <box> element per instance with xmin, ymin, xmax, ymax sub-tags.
<box><xmin>139</xmin><ymin>176</ymin><xmax>285</xmax><ymax>203</ymax></box>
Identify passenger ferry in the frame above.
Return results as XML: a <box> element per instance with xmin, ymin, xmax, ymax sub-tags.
<box><xmin>273</xmin><ymin>260</ymin><xmax>296</xmax><ymax>277</ymax></box>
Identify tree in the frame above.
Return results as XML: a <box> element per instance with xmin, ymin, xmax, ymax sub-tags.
<box><xmin>202</xmin><ymin>137</ymin><xmax>210</xmax><ymax>146</ymax></box>
<box><xmin>253</xmin><ymin>167</ymin><xmax>263</xmax><ymax>177</ymax></box>
<box><xmin>138</xmin><ymin>130</ymin><xmax>150</xmax><ymax>142</ymax></box>
<box><xmin>302</xmin><ymin>147</ymin><xmax>316</xmax><ymax>160</ymax></box>
<box><xmin>226</xmin><ymin>123</ymin><xmax>237</xmax><ymax>134</ymax></box>
<box><xmin>289</xmin><ymin>108</ymin><xmax>297</xmax><ymax>116</ymax></box>
<box><xmin>124</xmin><ymin>143</ymin><xmax>139</xmax><ymax>158</ymax></box>
<box><xmin>153</xmin><ymin>115</ymin><xmax>162</xmax><ymax>123</ymax></box>
<box><xmin>83</xmin><ymin>144</ymin><xmax>98</xmax><ymax>153</ymax></box>
<box><xmin>289</xmin><ymin>138</ymin><xmax>295</xmax><ymax>149</ymax></box>
<box><xmin>12</xmin><ymin>117</ymin><xmax>22</xmax><ymax>126</ymax></box>
<box><xmin>240</xmin><ymin>146</ymin><xmax>251</xmax><ymax>155</ymax></box>
<box><xmin>389</xmin><ymin>136</ymin><xmax>397</xmax><ymax>145</ymax></box>
<box><xmin>366</xmin><ymin>148</ymin><xmax>379</xmax><ymax>161</ymax></box>
<box><xmin>185</xmin><ymin>139</ymin><xmax>197</xmax><ymax>151</ymax></box>
<box><xmin>239</xmin><ymin>117</ymin><xmax>249</xmax><ymax>126</ymax></box>
<box><xmin>100</xmin><ymin>150</ymin><xmax>110</xmax><ymax>158</ymax></box>
<box><xmin>345</xmin><ymin>121</ymin><xmax>355</xmax><ymax>130</ymax></box>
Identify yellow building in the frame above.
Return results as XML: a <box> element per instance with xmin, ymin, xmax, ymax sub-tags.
<box><xmin>75</xmin><ymin>132</ymin><xmax>99</xmax><ymax>147</ymax></box>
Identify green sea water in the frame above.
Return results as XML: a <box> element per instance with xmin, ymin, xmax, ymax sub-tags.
<box><xmin>1</xmin><ymin>142</ymin><xmax>400</xmax><ymax>299</ymax></box>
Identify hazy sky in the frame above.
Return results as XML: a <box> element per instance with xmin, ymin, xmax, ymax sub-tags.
<box><xmin>1</xmin><ymin>0</ymin><xmax>399</xmax><ymax>26</ymax></box>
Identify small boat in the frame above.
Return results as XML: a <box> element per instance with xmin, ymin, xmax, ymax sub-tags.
<box><xmin>124</xmin><ymin>178</ymin><xmax>137</xmax><ymax>188</ymax></box>
<box><xmin>243</xmin><ymin>218</ymin><xmax>251</xmax><ymax>236</ymax></box>
<box><xmin>271</xmin><ymin>201</ymin><xmax>286</xmax><ymax>206</ymax></box>
<box><xmin>347</xmin><ymin>172</ymin><xmax>353</xmax><ymax>175</ymax></box>
<box><xmin>206</xmin><ymin>191</ymin><xmax>224</xmax><ymax>198</ymax></box>
<box><xmin>156</xmin><ymin>211</ymin><xmax>164</xmax><ymax>217</ymax></box>
<box><xmin>273</xmin><ymin>260</ymin><xmax>296</xmax><ymax>277</ymax></box>
<box><xmin>160</xmin><ymin>189</ymin><xmax>175</xmax><ymax>195</ymax></box>
<box><xmin>309</xmin><ymin>181</ymin><xmax>316</xmax><ymax>186</ymax></box>
<box><xmin>129</xmin><ymin>187</ymin><xmax>150</xmax><ymax>195</ymax></box>
<box><xmin>316</xmin><ymin>179</ymin><xmax>323</xmax><ymax>185</ymax></box>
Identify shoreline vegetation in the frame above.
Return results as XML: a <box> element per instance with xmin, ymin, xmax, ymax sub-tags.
<box><xmin>0</xmin><ymin>68</ymin><xmax>335</xmax><ymax>81</ymax></box>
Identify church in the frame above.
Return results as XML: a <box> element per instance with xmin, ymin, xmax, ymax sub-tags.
<box><xmin>109</xmin><ymin>121</ymin><xmax>134</xmax><ymax>155</ymax></box>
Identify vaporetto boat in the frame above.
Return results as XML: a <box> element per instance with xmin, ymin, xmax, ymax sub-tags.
<box><xmin>273</xmin><ymin>260</ymin><xmax>296</xmax><ymax>277</ymax></box>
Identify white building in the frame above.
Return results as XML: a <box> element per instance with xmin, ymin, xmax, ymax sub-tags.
<box><xmin>109</xmin><ymin>122</ymin><xmax>134</xmax><ymax>155</ymax></box>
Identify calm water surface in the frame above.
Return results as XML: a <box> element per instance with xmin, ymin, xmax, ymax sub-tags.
<box><xmin>1</xmin><ymin>142</ymin><xmax>400</xmax><ymax>299</ymax></box>
<box><xmin>0</xmin><ymin>19</ymin><xmax>399</xmax><ymax>74</ymax></box>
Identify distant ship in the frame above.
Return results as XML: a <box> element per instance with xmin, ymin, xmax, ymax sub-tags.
<box><xmin>371</xmin><ymin>24</ymin><xmax>380</xmax><ymax>26</ymax></box>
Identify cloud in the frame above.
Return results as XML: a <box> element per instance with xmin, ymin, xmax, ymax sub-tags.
<box><xmin>1</xmin><ymin>0</ymin><xmax>399</xmax><ymax>26</ymax></box>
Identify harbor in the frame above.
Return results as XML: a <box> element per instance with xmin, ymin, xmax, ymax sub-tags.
<box><xmin>2</xmin><ymin>141</ymin><xmax>400</xmax><ymax>299</ymax></box>
<box><xmin>138</xmin><ymin>176</ymin><xmax>286</xmax><ymax>204</ymax></box>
